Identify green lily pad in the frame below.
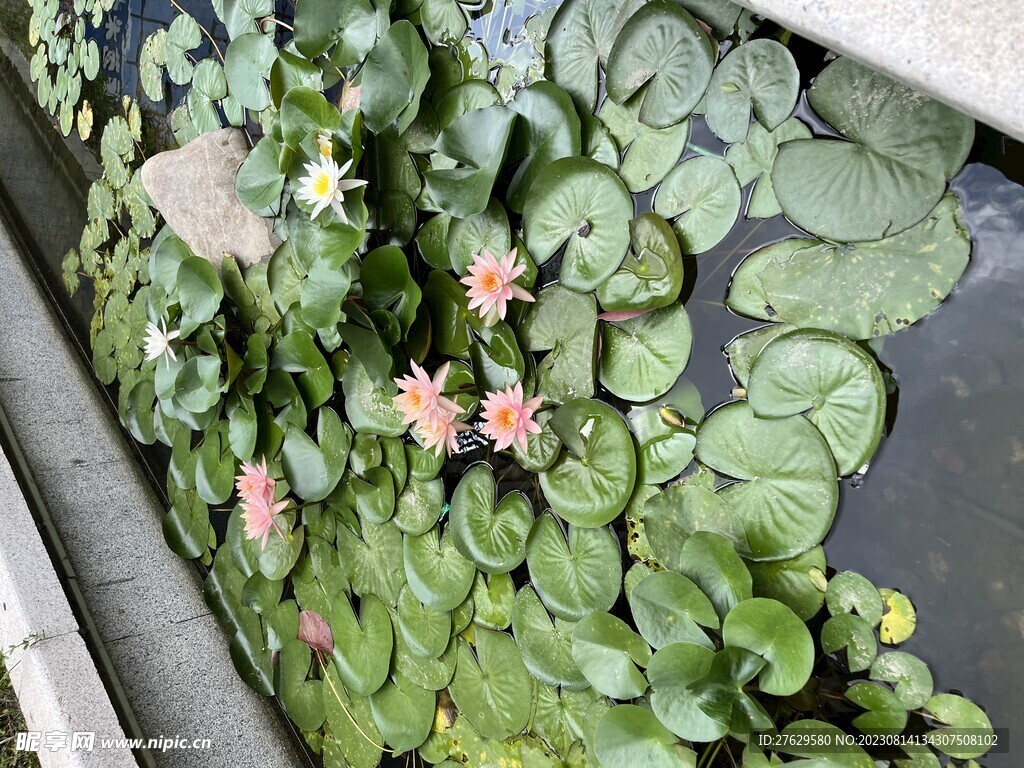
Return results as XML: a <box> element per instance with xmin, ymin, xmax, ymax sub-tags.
<box><xmin>826</xmin><ymin>571</ymin><xmax>884</xmax><ymax>627</ymax></box>
<box><xmin>629</xmin><ymin>570</ymin><xmax>719</xmax><ymax>650</ymax></box>
<box><xmin>771</xmin><ymin>57</ymin><xmax>974</xmax><ymax>242</ymax></box>
<box><xmin>510</xmin><ymin>585</ymin><xmax>587</xmax><ymax>689</ymax></box>
<box><xmin>847</xmin><ymin>682</ymin><xmax>908</xmax><ymax>734</ymax></box>
<box><xmin>695</xmin><ymin>402</ymin><xmax>838</xmax><ymax>561</ymax></box>
<box><xmin>644</xmin><ymin>484</ymin><xmax>750</xmax><ymax>570</ymax></box>
<box><xmin>654</xmin><ymin>156</ymin><xmax>741</xmax><ymax>254</ymax></box>
<box><xmin>330</xmin><ymin>592</ymin><xmax>393</xmax><ymax>696</ymax></box>
<box><xmin>705</xmin><ymin>39</ymin><xmax>799</xmax><ymax>143</ymax></box>
<box><xmin>507</xmin><ymin>80</ymin><xmax>582</xmax><ymax>212</ymax></box>
<box><xmin>924</xmin><ymin>694</ymin><xmax>993</xmax><ymax>760</ymax></box>
<box><xmin>360</xmin><ymin>20</ymin><xmax>430</xmax><ymax>134</ymax></box>
<box><xmin>594</xmin><ymin>705</ymin><xmax>697</xmax><ymax>768</ymax></box>
<box><xmin>526</xmin><ymin>513</ymin><xmax>621</xmax><ymax>621</ymax></box>
<box><xmin>598</xmin><ymin>303</ymin><xmax>692</xmax><ymax>401</ymax></box>
<box><xmin>510</xmin><ymin>408</ymin><xmax>562</xmax><ymax>472</ymax></box>
<box><xmin>596</xmin><ymin>213</ymin><xmax>684</xmax><ymax>313</ymax></box>
<box><xmin>282</xmin><ymin>407</ymin><xmax>352</xmax><ymax>502</ymax></box>
<box><xmin>729</xmin><ymin>196</ymin><xmax>970</xmax><ymax>341</ymax></box>
<box><xmin>871</xmin><ymin>652</ymin><xmax>933</xmax><ymax>709</ymax></box>
<box><xmin>394</xmin><ymin>632</ymin><xmax>457</xmax><ymax>691</ymax></box>
<box><xmin>342</xmin><ymin>357</ymin><xmax>407</xmax><ymax>436</ymax></box>
<box><xmin>675</xmin><ymin>531</ymin><xmax>753</xmax><ymax>621</ymax></box>
<box><xmin>224</xmin><ymin>33</ymin><xmax>275</xmax><ymax>111</ymax></box>
<box><xmin>722</xmin><ymin>597</ymin><xmax>813</xmax><ymax>695</ymax></box>
<box><xmin>394</xmin><ymin>476</ymin><xmax>444</xmax><ymax>535</ymax></box>
<box><xmin>403</xmin><ymin>524</ymin><xmax>476</xmax><ymax>611</ymax></box>
<box><xmin>747</xmin><ymin>328</ymin><xmax>886</xmax><ymax>475</ymax></box>
<box><xmin>396</xmin><ymin>586</ymin><xmax>451</xmax><ymax>659</ymax></box>
<box><xmin>165</xmin><ymin>13</ymin><xmax>201</xmax><ymax>85</ymax></box>
<box><xmin>724</xmin><ymin>323</ymin><xmax>796</xmax><ymax>387</ymax></box>
<box><xmin>541</xmin><ymin>398</ymin><xmax>637</xmax><ymax>527</ymax></box>
<box><xmin>446</xmin><ymin>197</ymin><xmax>511</xmax><ymax>275</ymax></box>
<box><xmin>369</xmin><ymin>674</ymin><xmax>435</xmax><ymax>752</ymax></box>
<box><xmin>470</xmin><ymin>572</ymin><xmax>514</xmax><ymax>631</ymax></box>
<box><xmin>605</xmin><ymin>0</ymin><xmax>714</xmax><ymax>128</ymax></box>
<box><xmin>449</xmin><ymin>464</ymin><xmax>534</xmax><ymax>573</ymax></box>
<box><xmin>599</xmin><ymin>95</ymin><xmax>688</xmax><ymax>193</ymax></box>
<box><xmin>523</xmin><ymin>156</ymin><xmax>632</xmax><ymax>292</ymax></box>
<box><xmin>322</xmin><ymin>665</ymin><xmax>383</xmax><ymax>768</ymax></box>
<box><xmin>336</xmin><ymin>519</ymin><xmax>406</xmax><ymax>605</ymax></box>
<box><xmin>351</xmin><ymin>466</ymin><xmax>396</xmax><ymax>524</ymax></box>
<box><xmin>518</xmin><ymin>284</ymin><xmax>597</xmax><ymax>404</ymax></box>
<box><xmin>276</xmin><ymin>638</ymin><xmax>326</xmax><ymax>731</ymax></box>
<box><xmin>821</xmin><ymin>613</ymin><xmax>878</xmax><ymax>673</ymax></box>
<box><xmin>646</xmin><ymin>641</ymin><xmax>722</xmax><ymax>742</ymax></box>
<box><xmin>448</xmin><ymin>630</ymin><xmax>533</xmax><ymax>740</ymax></box>
<box><xmin>571</xmin><ymin>612</ymin><xmax>651</xmax><ymax>699</ymax></box>
<box><xmin>725</xmin><ymin>118</ymin><xmax>811</xmax><ymax>219</ymax></box>
<box><xmin>746</xmin><ymin>546</ymin><xmax>827</xmax><ymax>622</ymax></box>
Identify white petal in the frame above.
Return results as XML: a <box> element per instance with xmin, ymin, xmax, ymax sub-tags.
<box><xmin>337</xmin><ymin>158</ymin><xmax>353</xmax><ymax>176</ymax></box>
<box><xmin>336</xmin><ymin>178</ymin><xmax>368</xmax><ymax>192</ymax></box>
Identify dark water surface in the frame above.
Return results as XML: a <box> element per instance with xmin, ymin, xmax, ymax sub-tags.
<box><xmin>1</xmin><ymin>6</ymin><xmax>1023</xmax><ymax>765</ymax></box>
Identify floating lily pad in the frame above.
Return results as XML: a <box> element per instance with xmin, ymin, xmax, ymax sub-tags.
<box><xmin>449</xmin><ymin>464</ymin><xmax>534</xmax><ymax>573</ymax></box>
<box><xmin>646</xmin><ymin>641</ymin><xmax>722</xmax><ymax>742</ymax></box>
<box><xmin>330</xmin><ymin>592</ymin><xmax>393</xmax><ymax>696</ymax></box>
<box><xmin>746</xmin><ymin>546</ymin><xmax>827</xmax><ymax>622</ymax></box>
<box><xmin>571</xmin><ymin>612</ymin><xmax>651</xmax><ymax>699</ymax></box>
<box><xmin>470</xmin><ymin>572</ymin><xmax>514</xmax><ymax>630</ymax></box>
<box><xmin>360</xmin><ymin>20</ymin><xmax>430</xmax><ymax>134</ymax></box>
<box><xmin>368</xmin><ymin>674</ymin><xmax>435</xmax><ymax>752</ymax></box>
<box><xmin>722</xmin><ymin>597</ymin><xmax>813</xmax><ymax>695</ymax></box>
<box><xmin>871</xmin><ymin>652</ymin><xmax>933</xmax><ymax>709</ymax></box>
<box><xmin>396</xmin><ymin>586</ymin><xmax>451</xmax><ymax>659</ymax></box>
<box><xmin>526</xmin><ymin>513</ymin><xmax>621</xmax><ymax>620</ymax></box>
<box><xmin>826</xmin><ymin>571</ymin><xmax>884</xmax><ymax>627</ymax></box>
<box><xmin>705</xmin><ymin>39</ymin><xmax>799</xmax><ymax>143</ymax></box>
<box><xmin>336</xmin><ymin>519</ymin><xmax>406</xmax><ymax>605</ymax></box>
<box><xmin>924</xmin><ymin>694</ymin><xmax>993</xmax><ymax>760</ymax></box>
<box><xmin>725</xmin><ymin>118</ymin><xmax>811</xmax><ymax>219</ymax></box>
<box><xmin>596</xmin><ymin>213</ymin><xmax>684</xmax><ymax>313</ymax></box>
<box><xmin>771</xmin><ymin>57</ymin><xmax>974</xmax><ymax>242</ymax></box>
<box><xmin>282</xmin><ymin>407</ymin><xmax>351</xmax><ymax>502</ymax></box>
<box><xmin>695</xmin><ymin>402</ymin><xmax>838</xmax><ymax>560</ymax></box>
<box><xmin>655</xmin><ymin>156</ymin><xmax>741</xmax><ymax>254</ymax></box>
<box><xmin>846</xmin><ymin>682</ymin><xmax>908</xmax><ymax>734</ymax></box>
<box><xmin>510</xmin><ymin>585</ymin><xmax>587</xmax><ymax>689</ymax></box>
<box><xmin>518</xmin><ymin>284</ymin><xmax>597</xmax><ymax>403</ymax></box>
<box><xmin>879</xmin><ymin>589</ymin><xmax>917</xmax><ymax>645</ymax></box>
<box><xmin>821</xmin><ymin>613</ymin><xmax>878</xmax><ymax>673</ymax></box>
<box><xmin>598</xmin><ymin>303</ymin><xmax>692</xmax><ymax>402</ymax></box>
<box><xmin>724</xmin><ymin>323</ymin><xmax>796</xmax><ymax>387</ymax></box>
<box><xmin>605</xmin><ymin>0</ymin><xmax>714</xmax><ymax>128</ymax></box>
<box><xmin>629</xmin><ymin>570</ymin><xmax>718</xmax><ymax>649</ymax></box>
<box><xmin>541</xmin><ymin>398</ymin><xmax>637</xmax><ymax>526</ymax></box>
<box><xmin>510</xmin><ymin>409</ymin><xmax>562</xmax><ymax>472</ymax></box>
<box><xmin>393</xmin><ymin>476</ymin><xmax>444</xmax><ymax>535</ymax></box>
<box><xmin>747</xmin><ymin>328</ymin><xmax>886</xmax><ymax>475</ymax></box>
<box><xmin>448</xmin><ymin>630</ymin><xmax>533</xmax><ymax>740</ymax></box>
<box><xmin>403</xmin><ymin>524</ymin><xmax>476</xmax><ymax>611</ymax></box>
<box><xmin>224</xmin><ymin>33</ymin><xmax>275</xmax><ymax>111</ymax></box>
<box><xmin>644</xmin><ymin>484</ymin><xmax>750</xmax><ymax>569</ymax></box>
<box><xmin>726</xmin><ymin>195</ymin><xmax>970</xmax><ymax>339</ymax></box>
<box><xmin>594</xmin><ymin>705</ymin><xmax>697</xmax><ymax>768</ymax></box>
<box><xmin>599</xmin><ymin>95</ymin><xmax>688</xmax><ymax>193</ymax></box>
<box><xmin>523</xmin><ymin>156</ymin><xmax>632</xmax><ymax>292</ymax></box>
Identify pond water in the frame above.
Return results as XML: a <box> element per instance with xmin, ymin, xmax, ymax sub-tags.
<box><xmin>1</xmin><ymin>3</ymin><xmax>1022</xmax><ymax>765</ymax></box>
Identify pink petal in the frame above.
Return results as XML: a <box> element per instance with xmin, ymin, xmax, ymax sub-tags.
<box><xmin>509</xmin><ymin>283</ymin><xmax>535</xmax><ymax>303</ymax></box>
<box><xmin>298</xmin><ymin>611</ymin><xmax>334</xmax><ymax>654</ymax></box>
<box><xmin>598</xmin><ymin>309</ymin><xmax>653</xmax><ymax>322</ymax></box>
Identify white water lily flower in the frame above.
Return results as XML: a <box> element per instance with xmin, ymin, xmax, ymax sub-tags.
<box><xmin>296</xmin><ymin>155</ymin><xmax>368</xmax><ymax>221</ymax></box>
<box><xmin>144</xmin><ymin>318</ymin><xmax>180</xmax><ymax>365</ymax></box>
<box><xmin>315</xmin><ymin>130</ymin><xmax>333</xmax><ymax>157</ymax></box>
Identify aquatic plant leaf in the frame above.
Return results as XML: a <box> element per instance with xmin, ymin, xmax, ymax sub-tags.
<box><xmin>878</xmin><ymin>588</ymin><xmax>917</xmax><ymax>645</ymax></box>
<box><xmin>322</xmin><ymin>664</ymin><xmax>383</xmax><ymax>768</ymax></box>
<box><xmin>598</xmin><ymin>302</ymin><xmax>692</xmax><ymax>402</ymax></box>
<box><xmin>224</xmin><ymin>32</ymin><xmax>275</xmax><ymax>111</ymax></box>
<box><xmin>705</xmin><ymin>39</ymin><xmax>799</xmax><ymax>143</ymax></box>
<box><xmin>596</xmin><ymin>213</ymin><xmax>684</xmax><ymax>313</ymax></box>
<box><xmin>746</xmin><ymin>546</ymin><xmax>827</xmax><ymax>622</ymax></box>
<box><xmin>342</xmin><ymin>357</ymin><xmax>407</xmax><ymax>436</ymax></box>
<box><xmin>826</xmin><ymin>571</ymin><xmax>884</xmax><ymax>627</ymax></box>
<box><xmin>724</xmin><ymin>323</ymin><xmax>795</xmax><ymax>387</ymax></box>
<box><xmin>276</xmin><ymin>637</ymin><xmax>326</xmax><ymax>731</ymax></box>
<box><xmin>330</xmin><ymin>592</ymin><xmax>393</xmax><ymax>696</ymax></box>
<box><xmin>695</xmin><ymin>402</ymin><xmax>838</xmax><ymax>560</ymax></box>
<box><xmin>725</xmin><ymin>118</ymin><xmax>810</xmax><ymax>219</ymax></box>
<box><xmin>821</xmin><ymin>613</ymin><xmax>878</xmax><ymax>673</ymax></box>
<box><xmin>470</xmin><ymin>571</ymin><xmax>514</xmax><ymax>630</ymax></box>
<box><xmin>870</xmin><ymin>652</ymin><xmax>933</xmax><ymax>709</ymax></box>
<box><xmin>518</xmin><ymin>284</ymin><xmax>597</xmax><ymax>403</ymax></box>
<box><xmin>541</xmin><ymin>398</ymin><xmax>637</xmax><ymax>526</ymax></box>
<box><xmin>629</xmin><ymin>570</ymin><xmax>718</xmax><ymax>649</ymax></box>
<box><xmin>336</xmin><ymin>519</ymin><xmax>406</xmax><ymax>605</ymax></box>
<box><xmin>360</xmin><ymin>21</ymin><xmax>430</xmax><ymax>134</ymax></box>
<box><xmin>594</xmin><ymin>704</ymin><xmax>698</xmax><ymax>768</ymax></box>
<box><xmin>449</xmin><ymin>464</ymin><xmax>533</xmax><ymax>573</ymax></box>
<box><xmin>646</xmin><ymin>641</ymin><xmax>725</xmax><ymax>742</ymax></box>
<box><xmin>655</xmin><ymin>156</ymin><xmax>741</xmax><ymax>254</ymax></box>
<box><xmin>598</xmin><ymin>95</ymin><xmax>688</xmax><ymax>193</ymax></box>
<box><xmin>506</xmin><ymin>80</ymin><xmax>583</xmax><ymax>212</ymax></box>
<box><xmin>727</xmin><ymin>196</ymin><xmax>970</xmax><ymax>339</ymax></box>
<box><xmin>846</xmin><ymin>682</ymin><xmax>908</xmax><ymax>734</ymax></box>
<box><xmin>571</xmin><ymin>612</ymin><xmax>651</xmax><ymax>698</ymax></box>
<box><xmin>164</xmin><ymin>14</ymin><xmax>201</xmax><ymax>85</ymax></box>
<box><xmin>403</xmin><ymin>524</ymin><xmax>476</xmax><ymax>611</ymax></box>
<box><xmin>722</xmin><ymin>597</ymin><xmax>813</xmax><ymax>695</ymax></box>
<box><xmin>924</xmin><ymin>694</ymin><xmax>993</xmax><ymax>759</ymax></box>
<box><xmin>526</xmin><ymin>513</ymin><xmax>621</xmax><ymax>620</ymax></box>
<box><xmin>772</xmin><ymin>57</ymin><xmax>974</xmax><ymax>241</ymax></box>
<box><xmin>523</xmin><ymin>156</ymin><xmax>632</xmax><ymax>292</ymax></box>
<box><xmin>294</xmin><ymin>0</ymin><xmax>376</xmax><ymax>60</ymax></box>
<box><xmin>139</xmin><ymin>29</ymin><xmax>166</xmax><ymax>101</ymax></box>
<box><xmin>747</xmin><ymin>328</ymin><xmax>886</xmax><ymax>475</ymax></box>
<box><xmin>369</xmin><ymin>674</ymin><xmax>435</xmax><ymax>752</ymax></box>
<box><xmin>644</xmin><ymin>485</ymin><xmax>750</xmax><ymax>568</ymax></box>
<box><xmin>606</xmin><ymin>0</ymin><xmax>714</xmax><ymax>128</ymax></box>
<box><xmin>510</xmin><ymin>409</ymin><xmax>562</xmax><ymax>472</ymax></box>
<box><xmin>396</xmin><ymin>586</ymin><xmax>450</xmax><ymax>660</ymax></box>
<box><xmin>511</xmin><ymin>585</ymin><xmax>587</xmax><ymax>689</ymax></box>
<box><xmin>393</xmin><ymin>476</ymin><xmax>444</xmax><ymax>535</ymax></box>
<box><xmin>776</xmin><ymin>721</ymin><xmax>874</xmax><ymax>766</ymax></box>
<box><xmin>448</xmin><ymin>630</ymin><xmax>533</xmax><ymax>740</ymax></box>
<box><xmin>446</xmin><ymin>197</ymin><xmax>510</xmax><ymax>275</ymax></box>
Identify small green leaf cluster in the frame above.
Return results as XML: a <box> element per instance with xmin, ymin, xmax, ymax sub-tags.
<box><xmin>48</xmin><ymin>0</ymin><xmax>996</xmax><ymax>764</ymax></box>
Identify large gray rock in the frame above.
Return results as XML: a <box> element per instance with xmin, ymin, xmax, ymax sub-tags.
<box><xmin>140</xmin><ymin>128</ymin><xmax>280</xmax><ymax>270</ymax></box>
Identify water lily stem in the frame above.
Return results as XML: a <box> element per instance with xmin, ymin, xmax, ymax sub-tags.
<box><xmin>318</xmin><ymin>652</ymin><xmax>387</xmax><ymax>750</ymax></box>
<box><xmin>698</xmin><ymin>739</ymin><xmax>724</xmax><ymax>768</ymax></box>
<box><xmin>260</xmin><ymin>16</ymin><xmax>294</xmax><ymax>32</ymax></box>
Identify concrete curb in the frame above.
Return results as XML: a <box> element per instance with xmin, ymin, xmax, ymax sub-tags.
<box><xmin>737</xmin><ymin>0</ymin><xmax>1024</xmax><ymax>142</ymax></box>
<box><xmin>0</xmin><ymin>445</ymin><xmax>135</xmax><ymax>767</ymax></box>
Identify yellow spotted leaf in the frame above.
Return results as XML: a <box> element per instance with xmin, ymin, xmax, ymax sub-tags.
<box><xmin>878</xmin><ymin>588</ymin><xmax>916</xmax><ymax>645</ymax></box>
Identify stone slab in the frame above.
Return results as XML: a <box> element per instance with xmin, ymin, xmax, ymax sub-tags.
<box><xmin>736</xmin><ymin>0</ymin><xmax>1024</xmax><ymax>141</ymax></box>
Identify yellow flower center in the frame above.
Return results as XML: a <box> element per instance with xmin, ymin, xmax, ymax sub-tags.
<box><xmin>496</xmin><ymin>407</ymin><xmax>517</xmax><ymax>431</ymax></box>
<box><xmin>481</xmin><ymin>273</ymin><xmax>501</xmax><ymax>293</ymax></box>
<box><xmin>312</xmin><ymin>172</ymin><xmax>333</xmax><ymax>198</ymax></box>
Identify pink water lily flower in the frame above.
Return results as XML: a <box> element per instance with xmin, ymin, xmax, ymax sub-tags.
<box><xmin>416</xmin><ymin>409</ymin><xmax>470</xmax><ymax>457</ymax></box>
<box><xmin>480</xmin><ymin>383</ymin><xmax>544</xmax><ymax>453</ymax></box>
<box><xmin>393</xmin><ymin>361</ymin><xmax>462</xmax><ymax>427</ymax></box>
<box><xmin>235</xmin><ymin>456</ymin><xmax>275</xmax><ymax>504</ymax></box>
<box><xmin>240</xmin><ymin>492</ymin><xmax>290</xmax><ymax>550</ymax></box>
<box><xmin>460</xmin><ymin>248</ymin><xmax>534</xmax><ymax>325</ymax></box>
<box><xmin>297</xmin><ymin>610</ymin><xmax>334</xmax><ymax>655</ymax></box>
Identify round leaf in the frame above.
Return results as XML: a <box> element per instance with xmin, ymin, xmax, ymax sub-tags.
<box><xmin>403</xmin><ymin>525</ymin><xmax>476</xmax><ymax>611</ymax></box>
<box><xmin>629</xmin><ymin>570</ymin><xmax>719</xmax><ymax>649</ymax></box>
<box><xmin>654</xmin><ymin>156</ymin><xmax>741</xmax><ymax>254</ymax></box>
<box><xmin>448</xmin><ymin>631</ymin><xmax>533</xmax><ymax>741</ymax></box>
<box><xmin>511</xmin><ymin>586</ymin><xmax>587</xmax><ymax>689</ymax></box>
<box><xmin>449</xmin><ymin>464</ymin><xmax>534</xmax><ymax>573</ymax></box>
<box><xmin>598</xmin><ymin>303</ymin><xmax>692</xmax><ymax>401</ymax></box>
<box><xmin>571</xmin><ymin>612</ymin><xmax>651</xmax><ymax>699</ymax></box>
<box><xmin>722</xmin><ymin>597</ymin><xmax>814</xmax><ymax>695</ymax></box>
<box><xmin>594</xmin><ymin>705</ymin><xmax>697</xmax><ymax>768</ymax></box>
